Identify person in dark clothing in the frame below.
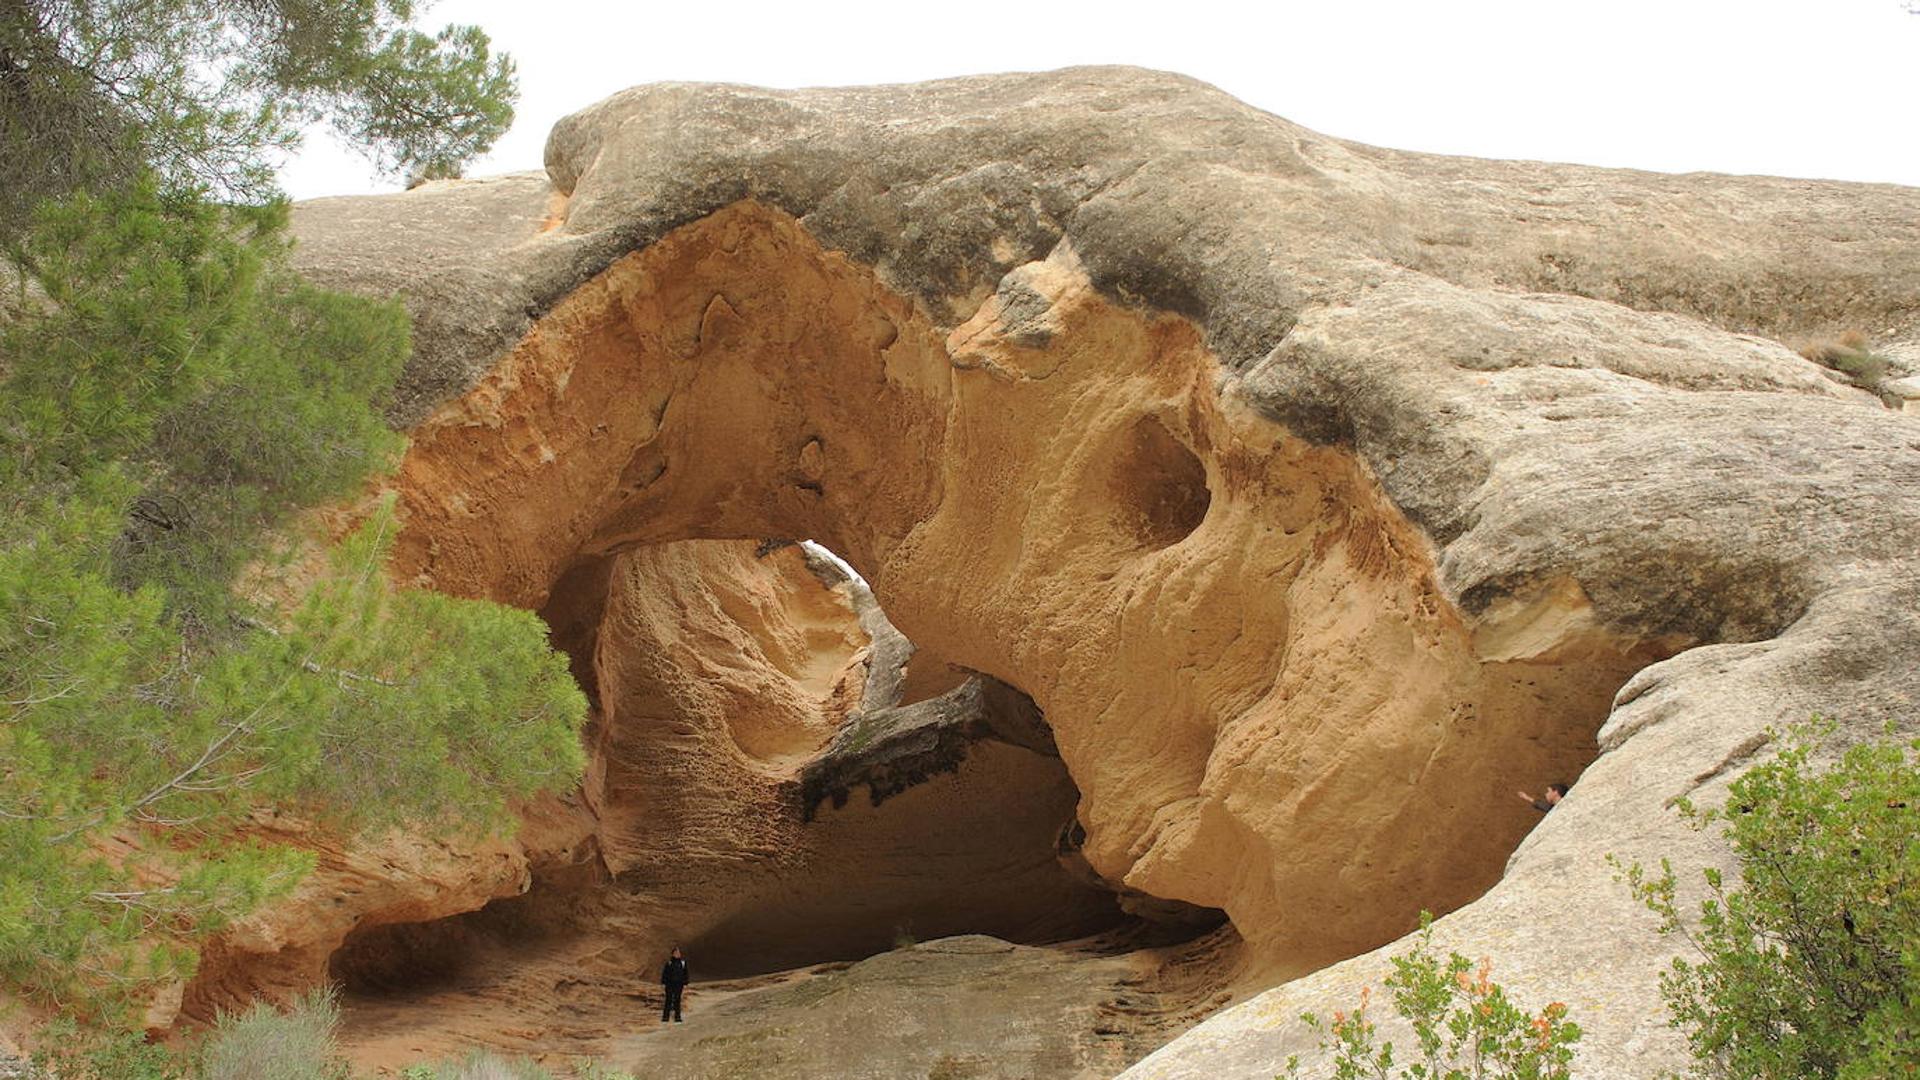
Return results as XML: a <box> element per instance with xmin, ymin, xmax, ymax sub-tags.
<box><xmin>1517</xmin><ymin>782</ymin><xmax>1570</xmax><ymax>812</ymax></box>
<box><xmin>660</xmin><ymin>947</ymin><xmax>689</xmax><ymax>1022</ymax></box>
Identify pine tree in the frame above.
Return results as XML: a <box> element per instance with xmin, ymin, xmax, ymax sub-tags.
<box><xmin>0</xmin><ymin>5</ymin><xmax>585</xmax><ymax>1025</ymax></box>
<box><xmin>0</xmin><ymin>184</ymin><xmax>588</xmax><ymax>1019</ymax></box>
<box><xmin>0</xmin><ymin>0</ymin><xmax>515</xmax><ymax>231</ymax></box>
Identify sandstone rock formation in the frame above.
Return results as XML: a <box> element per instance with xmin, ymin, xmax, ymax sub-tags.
<box><xmin>184</xmin><ymin>540</ymin><xmax>1129</xmax><ymax>1033</ymax></box>
<box><xmin>246</xmin><ymin>67</ymin><xmax>1920</xmax><ymax>1077</ymax></box>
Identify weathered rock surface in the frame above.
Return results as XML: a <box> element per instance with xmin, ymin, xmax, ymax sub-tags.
<box><xmin>541</xmin><ymin>540</ymin><xmax>1125</xmax><ymax>979</ymax></box>
<box><xmin>347</xmin><ymin>193</ymin><xmax>1653</xmax><ymax>992</ymax></box>
<box><xmin>606</xmin><ymin>934</ymin><xmax>1226</xmax><ymax>1080</ymax></box>
<box><xmin>333</xmin><ymin>930</ymin><xmax>1236</xmax><ymax>1077</ymax></box>
<box><xmin>193</xmin><ymin>534</ymin><xmax>1126</xmax><ymax>1019</ymax></box>
<box><xmin>265</xmin><ymin>67</ymin><xmax>1920</xmax><ymax>1077</ymax></box>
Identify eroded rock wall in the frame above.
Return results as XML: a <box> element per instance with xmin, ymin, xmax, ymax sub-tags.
<box><xmin>272</xmin><ymin>68</ymin><xmax>1920</xmax><ymax>1077</ymax></box>
<box><xmin>374</xmin><ymin>201</ymin><xmax>1670</xmax><ymax>978</ymax></box>
<box><xmin>572</xmin><ymin>539</ymin><xmax>1123</xmax><ymax>976</ymax></box>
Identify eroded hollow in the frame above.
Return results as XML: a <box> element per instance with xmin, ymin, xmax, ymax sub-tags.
<box><xmin>325</xmin><ymin>538</ymin><xmax>1218</xmax><ymax>1000</ymax></box>
<box><xmin>1107</xmin><ymin>415</ymin><xmax>1211</xmax><ymax>549</ymax></box>
<box><xmin>187</xmin><ymin>201</ymin><xmax>1680</xmax><ymax>1067</ymax></box>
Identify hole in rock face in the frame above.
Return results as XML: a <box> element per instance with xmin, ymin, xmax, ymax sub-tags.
<box><xmin>327</xmin><ymin>908</ymin><xmax>490</xmax><ymax>997</ymax></box>
<box><xmin>325</xmin><ymin>860</ymin><xmax>600</xmax><ymax>1000</ymax></box>
<box><xmin>894</xmin><ymin>652</ymin><xmax>973</xmax><ymax>708</ymax></box>
<box><xmin>1108</xmin><ymin>416</ymin><xmax>1211</xmax><ymax>549</ymax></box>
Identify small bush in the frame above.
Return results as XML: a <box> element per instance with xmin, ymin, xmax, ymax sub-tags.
<box><xmin>1280</xmin><ymin>913</ymin><xmax>1580</xmax><ymax>1080</ymax></box>
<box><xmin>199</xmin><ymin>988</ymin><xmax>351</xmax><ymax>1080</ymax></box>
<box><xmin>1798</xmin><ymin>332</ymin><xmax>1895</xmax><ymax>400</ymax></box>
<box><xmin>401</xmin><ymin>1052</ymin><xmax>547</xmax><ymax>1080</ymax></box>
<box><xmin>1616</xmin><ymin>721</ymin><xmax>1920</xmax><ymax>1079</ymax></box>
<box><xmin>28</xmin><ymin>1021</ymin><xmax>185</xmax><ymax>1080</ymax></box>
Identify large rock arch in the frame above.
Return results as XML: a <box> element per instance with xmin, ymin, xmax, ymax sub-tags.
<box><xmin>226</xmin><ymin>67</ymin><xmax>1920</xmax><ymax>1076</ymax></box>
<box><xmin>375</xmin><ymin>197</ymin><xmax>1664</xmax><ymax>973</ymax></box>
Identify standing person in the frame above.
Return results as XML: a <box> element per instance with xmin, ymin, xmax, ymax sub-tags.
<box><xmin>660</xmin><ymin>946</ymin><xmax>690</xmax><ymax>1022</ymax></box>
<box><xmin>1517</xmin><ymin>782</ymin><xmax>1569</xmax><ymax>813</ymax></box>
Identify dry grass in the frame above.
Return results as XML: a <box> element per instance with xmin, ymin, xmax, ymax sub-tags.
<box><xmin>200</xmin><ymin>988</ymin><xmax>348</xmax><ymax>1080</ymax></box>
<box><xmin>1798</xmin><ymin>330</ymin><xmax>1895</xmax><ymax>398</ymax></box>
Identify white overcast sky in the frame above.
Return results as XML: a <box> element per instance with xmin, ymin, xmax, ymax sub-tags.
<box><xmin>279</xmin><ymin>0</ymin><xmax>1920</xmax><ymax>200</ymax></box>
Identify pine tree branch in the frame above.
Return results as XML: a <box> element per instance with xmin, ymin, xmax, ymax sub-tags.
<box><xmin>47</xmin><ymin>647</ymin><xmax>305</xmax><ymax>843</ymax></box>
<box><xmin>236</xmin><ymin>615</ymin><xmax>400</xmax><ymax>686</ymax></box>
<box><xmin>2</xmin><ymin>678</ymin><xmax>81</xmax><ymax>707</ymax></box>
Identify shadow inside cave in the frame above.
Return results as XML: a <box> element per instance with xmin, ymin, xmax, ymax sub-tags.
<box><xmin>323</xmin><ymin>536</ymin><xmax>1229</xmax><ymax>1048</ymax></box>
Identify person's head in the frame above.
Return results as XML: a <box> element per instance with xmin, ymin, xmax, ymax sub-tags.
<box><xmin>1546</xmin><ymin>783</ymin><xmax>1570</xmax><ymax>804</ymax></box>
<box><xmin>671</xmin><ymin>946</ymin><xmax>683</xmax><ymax>959</ymax></box>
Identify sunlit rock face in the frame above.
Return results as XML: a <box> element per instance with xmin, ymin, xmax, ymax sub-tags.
<box><xmin>189</xmin><ymin>66</ymin><xmax>1920</xmax><ymax>1078</ymax></box>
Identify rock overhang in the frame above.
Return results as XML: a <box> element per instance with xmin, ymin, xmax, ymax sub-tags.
<box><xmin>309</xmin><ymin>194</ymin><xmax>1674</xmax><ymax>987</ymax></box>
<box><xmin>277</xmin><ymin>66</ymin><xmax>1920</xmax><ymax>1078</ymax></box>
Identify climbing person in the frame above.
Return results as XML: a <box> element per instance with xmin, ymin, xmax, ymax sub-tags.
<box><xmin>1517</xmin><ymin>782</ymin><xmax>1569</xmax><ymax>812</ymax></box>
<box><xmin>660</xmin><ymin>946</ymin><xmax>690</xmax><ymax>1022</ymax></box>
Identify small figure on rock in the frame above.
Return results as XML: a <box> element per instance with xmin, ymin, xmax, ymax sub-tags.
<box><xmin>660</xmin><ymin>946</ymin><xmax>690</xmax><ymax>1022</ymax></box>
<box><xmin>1517</xmin><ymin>782</ymin><xmax>1569</xmax><ymax>813</ymax></box>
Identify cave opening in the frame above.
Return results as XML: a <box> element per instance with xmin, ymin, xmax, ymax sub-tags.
<box><xmin>324</xmin><ymin>535</ymin><xmax>1229</xmax><ymax>1010</ymax></box>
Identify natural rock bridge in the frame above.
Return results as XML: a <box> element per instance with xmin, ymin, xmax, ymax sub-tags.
<box><xmin>166</xmin><ymin>67</ymin><xmax>1919</xmax><ymax>1078</ymax></box>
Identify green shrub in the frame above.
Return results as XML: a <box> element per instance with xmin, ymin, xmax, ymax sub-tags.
<box><xmin>0</xmin><ymin>184</ymin><xmax>587</xmax><ymax>1020</ymax></box>
<box><xmin>28</xmin><ymin>1019</ymin><xmax>186</xmax><ymax>1080</ymax></box>
<box><xmin>200</xmin><ymin>988</ymin><xmax>351</xmax><ymax>1080</ymax></box>
<box><xmin>1280</xmin><ymin>913</ymin><xmax>1580</xmax><ymax>1080</ymax></box>
<box><xmin>0</xmin><ymin>0</ymin><xmax>542</xmax><ymax>1050</ymax></box>
<box><xmin>1617</xmin><ymin>722</ymin><xmax>1920</xmax><ymax>1078</ymax></box>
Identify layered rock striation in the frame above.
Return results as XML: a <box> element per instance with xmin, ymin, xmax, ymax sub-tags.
<box><xmin>251</xmin><ymin>67</ymin><xmax>1920</xmax><ymax>1077</ymax></box>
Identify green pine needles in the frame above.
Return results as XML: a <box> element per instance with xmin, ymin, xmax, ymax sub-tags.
<box><xmin>0</xmin><ymin>183</ymin><xmax>586</xmax><ymax>1021</ymax></box>
<box><xmin>0</xmin><ymin>0</ymin><xmax>560</xmax><ymax>1043</ymax></box>
<box><xmin>0</xmin><ymin>0</ymin><xmax>516</xmax><ymax>228</ymax></box>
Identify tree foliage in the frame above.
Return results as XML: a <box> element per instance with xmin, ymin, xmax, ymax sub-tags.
<box><xmin>0</xmin><ymin>137</ymin><xmax>584</xmax><ymax>1022</ymax></box>
<box><xmin>1</xmin><ymin>181</ymin><xmax>409</xmax><ymax>622</ymax></box>
<box><xmin>0</xmin><ymin>0</ymin><xmax>515</xmax><ymax>228</ymax></box>
<box><xmin>1618</xmin><ymin>722</ymin><xmax>1920</xmax><ymax>1079</ymax></box>
<box><xmin>0</xmin><ymin>0</ymin><xmax>579</xmax><ymax>1033</ymax></box>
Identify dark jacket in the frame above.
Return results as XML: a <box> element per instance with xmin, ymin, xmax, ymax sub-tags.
<box><xmin>661</xmin><ymin>956</ymin><xmax>690</xmax><ymax>986</ymax></box>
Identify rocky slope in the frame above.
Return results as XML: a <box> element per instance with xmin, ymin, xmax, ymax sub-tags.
<box><xmin>244</xmin><ymin>67</ymin><xmax>1920</xmax><ymax>1076</ymax></box>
